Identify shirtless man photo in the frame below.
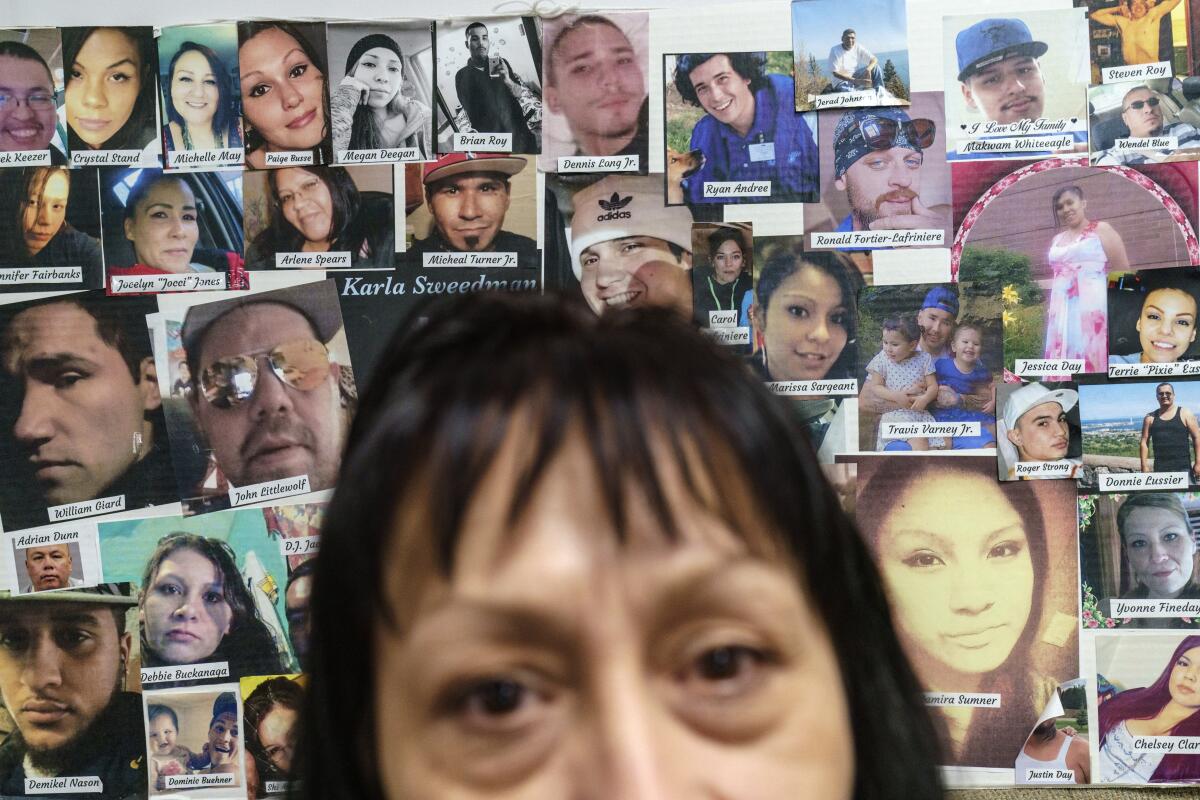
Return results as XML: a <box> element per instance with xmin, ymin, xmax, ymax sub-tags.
<box><xmin>1090</xmin><ymin>0</ymin><xmax>1183</xmax><ymax>67</ymax></box>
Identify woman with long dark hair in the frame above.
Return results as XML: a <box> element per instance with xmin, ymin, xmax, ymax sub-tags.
<box><xmin>0</xmin><ymin>166</ymin><xmax>102</xmax><ymax>270</ymax></box>
<box><xmin>162</xmin><ymin>41</ymin><xmax>243</xmax><ymax>153</ymax></box>
<box><xmin>331</xmin><ymin>33</ymin><xmax>430</xmax><ymax>158</ymax></box>
<box><xmin>62</xmin><ymin>27</ymin><xmax>158</xmax><ymax>154</ymax></box>
<box><xmin>1099</xmin><ymin>635</ymin><xmax>1200</xmax><ymax>782</ymax></box>
<box><xmin>293</xmin><ymin>292</ymin><xmax>942</xmax><ymax>800</ymax></box>
<box><xmin>138</xmin><ymin>532</ymin><xmax>286</xmax><ymax>678</ymax></box>
<box><xmin>692</xmin><ymin>226</ymin><xmax>753</xmax><ymax>329</ymax></box>
<box><xmin>244</xmin><ymin>676</ymin><xmax>303</xmax><ymax>798</ymax></box>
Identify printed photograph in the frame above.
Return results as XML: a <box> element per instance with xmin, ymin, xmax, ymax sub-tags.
<box><xmin>805</xmin><ymin>92</ymin><xmax>951</xmax><ymax>246</ymax></box>
<box><xmin>244</xmin><ymin>164</ymin><xmax>395</xmax><ymax>270</ymax></box>
<box><xmin>856</xmin><ymin>282</ymin><xmax>1000</xmax><ymax>451</ymax></box>
<box><xmin>1108</xmin><ymin>266</ymin><xmax>1200</xmax><ymax>367</ymax></box>
<box><xmin>157</xmin><ymin>23</ymin><xmax>244</xmax><ymax>169</ymax></box>
<box><xmin>434</xmin><ymin>17</ymin><xmax>542</xmax><ymax>155</ymax></box>
<box><xmin>1080</xmin><ymin>491</ymin><xmax>1200</xmax><ymax>630</ymax></box>
<box><xmin>691</xmin><ymin>222</ymin><xmax>753</xmax><ymax>336</ymax></box>
<box><xmin>664</xmin><ymin>51</ymin><xmax>818</xmax><ymax>205</ymax></box>
<box><xmin>239</xmin><ymin>674</ymin><xmax>304</xmax><ymax>797</ymax></box>
<box><xmin>996</xmin><ymin>380</ymin><xmax>1083</xmax><ymax>481</ymax></box>
<box><xmin>0</xmin><ymin>293</ymin><xmax>177</xmax><ymax>534</ymax></box>
<box><xmin>855</xmin><ymin>455</ymin><xmax>1080</xmax><ymax>768</ymax></box>
<box><xmin>238</xmin><ymin>21</ymin><xmax>331</xmax><ymax>169</ymax></box>
<box><xmin>326</xmin><ymin>21</ymin><xmax>434</xmax><ymax>163</ymax></box>
<box><xmin>1081</xmin><ymin>0</ymin><xmax>1189</xmax><ymax>83</ymax></box>
<box><xmin>1094</xmin><ymin>632</ymin><xmax>1200</xmax><ymax>782</ymax></box>
<box><xmin>1014</xmin><ymin>678</ymin><xmax>1092</xmax><ymax>784</ymax></box>
<box><xmin>62</xmin><ymin>26</ymin><xmax>160</xmax><ymax>164</ymax></box>
<box><xmin>943</xmin><ymin>11</ymin><xmax>1090</xmax><ymax>161</ymax></box>
<box><xmin>100</xmin><ymin>167</ymin><xmax>247</xmax><ymax>293</ymax></box>
<box><xmin>0</xmin><ymin>584</ymin><xmax>147</xmax><ymax>796</ymax></box>
<box><xmin>1079</xmin><ymin>377</ymin><xmax>1200</xmax><ymax>485</ymax></box>
<box><xmin>144</xmin><ymin>685</ymin><xmax>243</xmax><ymax>796</ymax></box>
<box><xmin>790</xmin><ymin>0</ymin><xmax>910</xmax><ymax>110</ymax></box>
<box><xmin>1089</xmin><ymin>79</ymin><xmax>1200</xmax><ymax>165</ymax></box>
<box><xmin>0</xmin><ymin>165</ymin><xmax>103</xmax><ymax>290</ymax></box>
<box><xmin>6</xmin><ymin>530</ymin><xmax>97</xmax><ymax>594</ymax></box>
<box><xmin>951</xmin><ymin>158</ymin><xmax>1200</xmax><ymax>375</ymax></box>
<box><xmin>539</xmin><ymin>12</ymin><xmax>648</xmax><ymax>172</ymax></box>
<box><xmin>153</xmin><ymin>280</ymin><xmax>355</xmax><ymax>515</ymax></box>
<box><xmin>0</xmin><ymin>28</ymin><xmax>67</xmax><ymax>164</ymax></box>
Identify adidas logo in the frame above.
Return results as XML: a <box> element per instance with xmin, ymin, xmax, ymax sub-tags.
<box><xmin>598</xmin><ymin>192</ymin><xmax>633</xmax><ymax>211</ymax></box>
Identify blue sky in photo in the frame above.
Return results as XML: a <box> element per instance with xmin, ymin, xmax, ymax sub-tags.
<box><xmin>1080</xmin><ymin>380</ymin><xmax>1200</xmax><ymax>422</ymax></box>
<box><xmin>791</xmin><ymin>0</ymin><xmax>909</xmax><ymax>61</ymax></box>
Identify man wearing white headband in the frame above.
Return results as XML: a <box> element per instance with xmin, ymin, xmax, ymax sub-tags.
<box><xmin>569</xmin><ymin>174</ymin><xmax>694</xmax><ymax>319</ymax></box>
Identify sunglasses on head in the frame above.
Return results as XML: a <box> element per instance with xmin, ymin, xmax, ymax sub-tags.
<box><xmin>1125</xmin><ymin>97</ymin><xmax>1161</xmax><ymax>111</ymax></box>
<box><xmin>199</xmin><ymin>338</ymin><xmax>331</xmax><ymax>409</ymax></box>
<box><xmin>842</xmin><ymin>116</ymin><xmax>937</xmax><ymax>152</ymax></box>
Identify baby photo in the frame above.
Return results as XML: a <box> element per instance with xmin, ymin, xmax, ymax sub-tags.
<box><xmin>145</xmin><ymin>686</ymin><xmax>243</xmax><ymax>796</ymax></box>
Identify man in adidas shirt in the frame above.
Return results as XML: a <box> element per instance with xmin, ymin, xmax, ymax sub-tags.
<box><xmin>409</xmin><ymin>153</ymin><xmax>540</xmax><ymax>267</ymax></box>
<box><xmin>569</xmin><ymin>174</ymin><xmax>694</xmax><ymax>318</ymax></box>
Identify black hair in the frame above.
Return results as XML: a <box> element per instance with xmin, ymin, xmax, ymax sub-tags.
<box><xmin>882</xmin><ymin>314</ymin><xmax>921</xmax><ymax>344</ymax></box>
<box><xmin>238</xmin><ymin>21</ymin><xmax>330</xmax><ymax>164</ymax></box>
<box><xmin>546</xmin><ymin>15</ymin><xmax>628</xmax><ymax>87</ymax></box>
<box><xmin>139</xmin><ymin>532</ymin><xmax>287</xmax><ymax>677</ymax></box>
<box><xmin>147</xmin><ymin>703</ymin><xmax>179</xmax><ymax>731</ymax></box>
<box><xmin>286</xmin><ymin>555</ymin><xmax>317</xmax><ymax>590</ymax></box>
<box><xmin>706</xmin><ymin>226</ymin><xmax>746</xmax><ymax>261</ymax></box>
<box><xmin>0</xmin><ymin>40</ymin><xmax>54</xmax><ymax>85</ymax></box>
<box><xmin>245</xmin><ymin>676</ymin><xmax>305</xmax><ymax>795</ymax></box>
<box><xmin>754</xmin><ymin>248</ymin><xmax>861</xmax><ymax>381</ymax></box>
<box><xmin>345</xmin><ymin>36</ymin><xmax>410</xmax><ymax>152</ymax></box>
<box><xmin>673</xmin><ymin>52</ymin><xmax>767</xmax><ymax>108</ymax></box>
<box><xmin>122</xmin><ymin>170</ymin><xmax>196</xmax><ymax>223</ymax></box>
<box><xmin>1050</xmin><ymin>185</ymin><xmax>1084</xmax><ymax>228</ymax></box>
<box><xmin>61</xmin><ymin>27</ymin><xmax>157</xmax><ymax>152</ymax></box>
<box><xmin>464</xmin><ymin>21</ymin><xmax>488</xmax><ymax>37</ymax></box>
<box><xmin>0</xmin><ymin>166</ymin><xmax>77</xmax><ymax>262</ymax></box>
<box><xmin>252</xmin><ymin>166</ymin><xmax>359</xmax><ymax>258</ymax></box>
<box><xmin>294</xmin><ymin>291</ymin><xmax>942</xmax><ymax>800</ymax></box>
<box><xmin>164</xmin><ymin>41</ymin><xmax>242</xmax><ymax>149</ymax></box>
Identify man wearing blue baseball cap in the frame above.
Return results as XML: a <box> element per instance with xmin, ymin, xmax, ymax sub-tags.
<box><xmin>831</xmin><ymin>108</ymin><xmax>946</xmax><ymax>233</ymax></box>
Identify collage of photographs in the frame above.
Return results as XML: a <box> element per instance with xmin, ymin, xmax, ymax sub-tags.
<box><xmin>8</xmin><ymin>0</ymin><xmax>1200</xmax><ymax>795</ymax></box>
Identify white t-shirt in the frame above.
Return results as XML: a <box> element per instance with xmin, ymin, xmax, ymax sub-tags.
<box><xmin>828</xmin><ymin>43</ymin><xmax>875</xmax><ymax>77</ymax></box>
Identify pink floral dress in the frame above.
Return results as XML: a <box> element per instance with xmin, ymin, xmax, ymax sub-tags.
<box><xmin>1044</xmin><ymin>222</ymin><xmax>1108</xmax><ymax>373</ymax></box>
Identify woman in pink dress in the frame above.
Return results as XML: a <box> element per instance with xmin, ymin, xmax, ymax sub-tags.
<box><xmin>1044</xmin><ymin>185</ymin><xmax>1129</xmax><ymax>373</ymax></box>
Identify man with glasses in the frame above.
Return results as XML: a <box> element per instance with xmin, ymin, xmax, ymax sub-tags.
<box><xmin>1140</xmin><ymin>381</ymin><xmax>1200</xmax><ymax>481</ymax></box>
<box><xmin>1095</xmin><ymin>84</ymin><xmax>1200</xmax><ymax>165</ymax></box>
<box><xmin>0</xmin><ymin>41</ymin><xmax>62</xmax><ymax>159</ymax></box>
<box><xmin>181</xmin><ymin>281</ymin><xmax>351</xmax><ymax>500</ymax></box>
<box><xmin>830</xmin><ymin>107</ymin><xmax>946</xmax><ymax>234</ymax></box>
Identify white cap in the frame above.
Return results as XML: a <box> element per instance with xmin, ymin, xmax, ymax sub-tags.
<box><xmin>569</xmin><ymin>175</ymin><xmax>694</xmax><ymax>279</ymax></box>
<box><xmin>1002</xmin><ymin>382</ymin><xmax>1079</xmax><ymax>431</ymax></box>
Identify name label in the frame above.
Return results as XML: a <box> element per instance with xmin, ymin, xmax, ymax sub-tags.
<box><xmin>957</xmin><ymin>135</ymin><xmax>1077</xmax><ymax>154</ymax></box>
<box><xmin>264</xmin><ymin>150</ymin><xmax>315</xmax><ymax>167</ymax></box>
<box><xmin>140</xmin><ymin>661</ymin><xmax>230</xmax><ymax>684</ymax></box>
<box><xmin>167</xmin><ymin>148</ymin><xmax>243</xmax><ymax>168</ymax></box>
<box><xmin>452</xmin><ymin>132</ymin><xmax>513</xmax><ymax>151</ymax></box>
<box><xmin>703</xmin><ymin>181</ymin><xmax>771</xmax><ymax>198</ymax></box>
<box><xmin>337</xmin><ymin>147</ymin><xmax>421</xmax><ymax>164</ymax></box>
<box><xmin>808</xmin><ymin>89</ymin><xmax>876</xmax><ymax>109</ymax></box>
<box><xmin>708</xmin><ymin>310</ymin><xmax>738</xmax><ymax>328</ymax></box>
<box><xmin>1013</xmin><ymin>461</ymin><xmax>1076</xmax><ymax>478</ymax></box>
<box><xmin>423</xmin><ymin>252</ymin><xmax>519</xmax><ymax>268</ymax></box>
<box><xmin>767</xmin><ymin>379</ymin><xmax>859</xmax><ymax>396</ymax></box>
<box><xmin>0</xmin><ymin>267</ymin><xmax>82</xmax><ymax>285</ymax></box>
<box><xmin>882</xmin><ymin>422</ymin><xmax>981</xmax><ymax>438</ymax></box>
<box><xmin>15</xmin><ymin>527</ymin><xmax>84</xmax><ymax>547</ymax></box>
<box><xmin>1100</xmin><ymin>471</ymin><xmax>1189</xmax><ymax>491</ymax></box>
<box><xmin>1025</xmin><ymin>769</ymin><xmax>1076</xmax><ymax>783</ymax></box>
<box><xmin>231</xmin><ymin>475</ymin><xmax>312</xmax><ymax>507</ymax></box>
<box><xmin>1102</xmin><ymin>61</ymin><xmax>1172</xmax><ymax>82</ymax></box>
<box><xmin>961</xmin><ymin>118</ymin><xmax>1077</xmax><ymax>136</ymax></box>
<box><xmin>0</xmin><ymin>150</ymin><xmax>51</xmax><ymax>167</ymax></box>
<box><xmin>558</xmin><ymin>155</ymin><xmax>639</xmax><ymax>173</ymax></box>
<box><xmin>276</xmin><ymin>251</ymin><xmax>351</xmax><ymax>269</ymax></box>
<box><xmin>110</xmin><ymin>273</ymin><xmax>226</xmax><ymax>294</ymax></box>
<box><xmin>163</xmin><ymin>773</ymin><xmax>236</xmax><ymax>789</ymax></box>
<box><xmin>24</xmin><ymin>777</ymin><xmax>103</xmax><ymax>794</ymax></box>
<box><xmin>1014</xmin><ymin>358</ymin><xmax>1084</xmax><ymax>376</ymax></box>
<box><xmin>281</xmin><ymin>535</ymin><xmax>319</xmax><ymax>556</ymax></box>
<box><xmin>1131</xmin><ymin>736</ymin><xmax>1200</xmax><ymax>753</ymax></box>
<box><xmin>703</xmin><ymin>327</ymin><xmax>750</xmax><ymax>346</ymax></box>
<box><xmin>1113</xmin><ymin>136</ymin><xmax>1177</xmax><ymax>152</ymax></box>
<box><xmin>70</xmin><ymin>149</ymin><xmax>148</xmax><ymax>167</ymax></box>
<box><xmin>46</xmin><ymin>495</ymin><xmax>124</xmax><ymax>522</ymax></box>
<box><xmin>1111</xmin><ymin>599</ymin><xmax>1200</xmax><ymax>618</ymax></box>
<box><xmin>1109</xmin><ymin>360</ymin><xmax>1200</xmax><ymax>378</ymax></box>
<box><xmin>810</xmin><ymin>229</ymin><xmax>944</xmax><ymax>249</ymax></box>
<box><xmin>265</xmin><ymin>781</ymin><xmax>292</xmax><ymax>794</ymax></box>
<box><xmin>924</xmin><ymin>692</ymin><xmax>1002</xmax><ymax>707</ymax></box>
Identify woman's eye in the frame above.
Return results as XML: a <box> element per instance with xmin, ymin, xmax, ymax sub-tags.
<box><xmin>679</xmin><ymin>645</ymin><xmax>771</xmax><ymax>699</ymax></box>
<box><xmin>1180</xmin><ymin>319</ymin><xmax>1192</xmax><ymax>328</ymax></box>
<box><xmin>204</xmin><ymin>591</ymin><xmax>224</xmax><ymax>604</ymax></box>
<box><xmin>1130</xmin><ymin>539</ymin><xmax>1147</xmax><ymax>549</ymax></box>
<box><xmin>157</xmin><ymin>582</ymin><xmax>181</xmax><ymax>596</ymax></box>
<box><xmin>204</xmin><ymin>79</ymin><xmax>216</xmax><ymax>87</ymax></box>
<box><xmin>902</xmin><ymin>551</ymin><xmax>944</xmax><ymax>568</ymax></box>
<box><xmin>289</xmin><ymin>63</ymin><xmax>309</xmax><ymax>80</ymax></box>
<box><xmin>150</xmin><ymin>211</ymin><xmax>167</xmax><ymax>220</ymax></box>
<box><xmin>989</xmin><ymin>540</ymin><xmax>1024</xmax><ymax>559</ymax></box>
<box><xmin>109</xmin><ymin>72</ymin><xmax>131</xmax><ymax>83</ymax></box>
<box><xmin>1164</xmin><ymin>532</ymin><xmax>1180</xmax><ymax>542</ymax></box>
<box><xmin>786</xmin><ymin>304</ymin><xmax>809</xmax><ymax>318</ymax></box>
<box><xmin>183</xmin><ymin>213</ymin><xmax>197</xmax><ymax>222</ymax></box>
<box><xmin>178</xmin><ymin>76</ymin><xmax>192</xmax><ymax>84</ymax></box>
<box><xmin>830</xmin><ymin>312</ymin><xmax>847</xmax><ymax>326</ymax></box>
<box><xmin>249</xmin><ymin>83</ymin><xmax>270</xmax><ymax>98</ymax></box>
<box><xmin>69</xmin><ymin>69</ymin><xmax>82</xmax><ymax>81</ymax></box>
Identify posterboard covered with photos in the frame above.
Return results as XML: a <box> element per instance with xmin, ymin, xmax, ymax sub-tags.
<box><xmin>4</xmin><ymin>0</ymin><xmax>1200</xmax><ymax>794</ymax></box>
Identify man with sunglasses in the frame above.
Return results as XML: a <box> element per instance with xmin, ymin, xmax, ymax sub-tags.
<box><xmin>831</xmin><ymin>108</ymin><xmax>947</xmax><ymax>235</ymax></box>
<box><xmin>181</xmin><ymin>281</ymin><xmax>350</xmax><ymax>501</ymax></box>
<box><xmin>1095</xmin><ymin>85</ymin><xmax>1200</xmax><ymax>165</ymax></box>
<box><xmin>0</xmin><ymin>41</ymin><xmax>63</xmax><ymax>160</ymax></box>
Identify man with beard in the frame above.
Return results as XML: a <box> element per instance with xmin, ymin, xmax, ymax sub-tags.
<box><xmin>0</xmin><ymin>584</ymin><xmax>145</xmax><ymax>798</ymax></box>
<box><xmin>1095</xmin><ymin>84</ymin><xmax>1200</xmax><ymax>165</ymax></box>
<box><xmin>22</xmin><ymin>545</ymin><xmax>82</xmax><ymax>593</ymax></box>
<box><xmin>830</xmin><ymin>108</ymin><xmax>947</xmax><ymax>235</ymax></box>
<box><xmin>182</xmin><ymin>281</ymin><xmax>351</xmax><ymax>505</ymax></box>
<box><xmin>1090</xmin><ymin>0</ymin><xmax>1183</xmax><ymax>68</ymax></box>
<box><xmin>452</xmin><ymin>21</ymin><xmax>540</xmax><ymax>153</ymax></box>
